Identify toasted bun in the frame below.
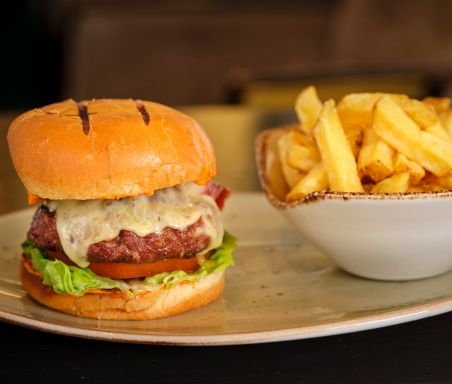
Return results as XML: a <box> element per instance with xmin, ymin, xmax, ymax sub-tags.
<box><xmin>20</xmin><ymin>257</ymin><xmax>224</xmax><ymax>320</ymax></box>
<box><xmin>7</xmin><ymin>99</ymin><xmax>217</xmax><ymax>200</ymax></box>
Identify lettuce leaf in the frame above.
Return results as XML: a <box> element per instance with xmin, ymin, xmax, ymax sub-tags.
<box><xmin>144</xmin><ymin>231</ymin><xmax>236</xmax><ymax>288</ymax></box>
<box><xmin>22</xmin><ymin>241</ymin><xmax>124</xmax><ymax>295</ymax></box>
<box><xmin>21</xmin><ymin>232</ymin><xmax>236</xmax><ymax>296</ymax></box>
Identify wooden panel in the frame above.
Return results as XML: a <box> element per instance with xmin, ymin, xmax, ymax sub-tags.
<box><xmin>64</xmin><ymin>6</ymin><xmax>329</xmax><ymax>104</ymax></box>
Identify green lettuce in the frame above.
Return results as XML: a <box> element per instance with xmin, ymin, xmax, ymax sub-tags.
<box><xmin>144</xmin><ymin>232</ymin><xmax>236</xmax><ymax>288</ymax></box>
<box><xmin>22</xmin><ymin>241</ymin><xmax>125</xmax><ymax>295</ymax></box>
<box><xmin>21</xmin><ymin>232</ymin><xmax>236</xmax><ymax>296</ymax></box>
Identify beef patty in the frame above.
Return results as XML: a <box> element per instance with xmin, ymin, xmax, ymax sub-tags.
<box><xmin>27</xmin><ymin>206</ymin><xmax>211</xmax><ymax>264</ymax></box>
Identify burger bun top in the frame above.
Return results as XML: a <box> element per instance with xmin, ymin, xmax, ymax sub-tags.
<box><xmin>7</xmin><ymin>99</ymin><xmax>217</xmax><ymax>200</ymax></box>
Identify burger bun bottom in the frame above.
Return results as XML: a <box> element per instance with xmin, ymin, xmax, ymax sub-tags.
<box><xmin>20</xmin><ymin>258</ymin><xmax>224</xmax><ymax>320</ymax></box>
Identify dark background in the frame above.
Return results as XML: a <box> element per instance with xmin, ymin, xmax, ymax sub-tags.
<box><xmin>3</xmin><ymin>0</ymin><xmax>452</xmax><ymax>110</ymax></box>
<box><xmin>2</xmin><ymin>311</ymin><xmax>452</xmax><ymax>383</ymax></box>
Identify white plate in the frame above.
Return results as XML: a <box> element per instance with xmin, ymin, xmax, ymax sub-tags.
<box><xmin>0</xmin><ymin>193</ymin><xmax>451</xmax><ymax>345</ymax></box>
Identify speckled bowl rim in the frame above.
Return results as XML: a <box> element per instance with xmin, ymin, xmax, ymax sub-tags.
<box><xmin>255</xmin><ymin>125</ymin><xmax>452</xmax><ymax>209</ymax></box>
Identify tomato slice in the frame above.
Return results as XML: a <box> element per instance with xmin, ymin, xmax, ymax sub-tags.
<box><xmin>89</xmin><ymin>258</ymin><xmax>200</xmax><ymax>279</ymax></box>
<box><xmin>46</xmin><ymin>251</ymin><xmax>200</xmax><ymax>279</ymax></box>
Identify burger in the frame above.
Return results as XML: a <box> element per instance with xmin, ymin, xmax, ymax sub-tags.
<box><xmin>7</xmin><ymin>99</ymin><xmax>235</xmax><ymax>320</ymax></box>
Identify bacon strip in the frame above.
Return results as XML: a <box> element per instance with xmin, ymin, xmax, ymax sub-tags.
<box><xmin>203</xmin><ymin>181</ymin><xmax>231</xmax><ymax>210</ymax></box>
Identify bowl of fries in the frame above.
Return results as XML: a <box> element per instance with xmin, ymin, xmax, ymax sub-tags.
<box><xmin>256</xmin><ymin>86</ymin><xmax>452</xmax><ymax>281</ymax></box>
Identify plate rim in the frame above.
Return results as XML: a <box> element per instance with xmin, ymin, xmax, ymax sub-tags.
<box><xmin>1</xmin><ymin>295</ymin><xmax>451</xmax><ymax>346</ymax></box>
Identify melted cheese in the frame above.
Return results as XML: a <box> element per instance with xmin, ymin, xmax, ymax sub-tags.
<box><xmin>47</xmin><ymin>183</ymin><xmax>223</xmax><ymax>268</ymax></box>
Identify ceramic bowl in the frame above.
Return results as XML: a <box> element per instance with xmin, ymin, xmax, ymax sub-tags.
<box><xmin>255</xmin><ymin>125</ymin><xmax>452</xmax><ymax>281</ymax></box>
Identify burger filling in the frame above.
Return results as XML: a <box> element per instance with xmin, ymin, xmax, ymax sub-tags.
<box><xmin>22</xmin><ymin>182</ymin><xmax>236</xmax><ymax>296</ymax></box>
<box><xmin>28</xmin><ymin>208</ymin><xmax>211</xmax><ymax>265</ymax></box>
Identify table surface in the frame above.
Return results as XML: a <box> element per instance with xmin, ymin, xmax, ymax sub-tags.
<box><xmin>0</xmin><ymin>107</ymin><xmax>451</xmax><ymax>383</ymax></box>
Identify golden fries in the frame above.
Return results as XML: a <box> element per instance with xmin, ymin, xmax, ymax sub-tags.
<box><xmin>314</xmin><ymin>100</ymin><xmax>363</xmax><ymax>192</ymax></box>
<box><xmin>276</xmin><ymin>86</ymin><xmax>452</xmax><ymax>201</ymax></box>
<box><xmin>440</xmin><ymin>111</ymin><xmax>452</xmax><ymax>139</ymax></box>
<box><xmin>422</xmin><ymin>97</ymin><xmax>452</xmax><ymax>137</ymax></box>
<box><xmin>337</xmin><ymin>93</ymin><xmax>408</xmax><ymax>131</ymax></box>
<box><xmin>436</xmin><ymin>174</ymin><xmax>452</xmax><ymax>190</ymax></box>
<box><xmin>397</xmin><ymin>98</ymin><xmax>438</xmax><ymax>129</ymax></box>
<box><xmin>295</xmin><ymin>86</ymin><xmax>322</xmax><ymax>136</ymax></box>
<box><xmin>287</xmin><ymin>163</ymin><xmax>328</xmax><ymax>201</ymax></box>
<box><xmin>337</xmin><ymin>93</ymin><xmax>383</xmax><ymax>130</ymax></box>
<box><xmin>373</xmin><ymin>97</ymin><xmax>452</xmax><ymax>176</ymax></box>
<box><xmin>422</xmin><ymin>97</ymin><xmax>451</xmax><ymax>113</ymax></box>
<box><xmin>393</xmin><ymin>153</ymin><xmax>425</xmax><ymax>184</ymax></box>
<box><xmin>395</xmin><ymin>98</ymin><xmax>452</xmax><ymax>142</ymax></box>
<box><xmin>371</xmin><ymin>172</ymin><xmax>410</xmax><ymax>193</ymax></box>
<box><xmin>285</xmin><ymin>130</ymin><xmax>320</xmax><ymax>172</ymax></box>
<box><xmin>277</xmin><ymin>133</ymin><xmax>304</xmax><ymax>189</ymax></box>
<box><xmin>358</xmin><ymin>128</ymin><xmax>394</xmax><ymax>182</ymax></box>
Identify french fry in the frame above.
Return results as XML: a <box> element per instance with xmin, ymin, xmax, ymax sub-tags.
<box><xmin>337</xmin><ymin>93</ymin><xmax>405</xmax><ymax>157</ymax></box>
<box><xmin>398</xmin><ymin>98</ymin><xmax>438</xmax><ymax>128</ymax></box>
<box><xmin>373</xmin><ymin>96</ymin><xmax>452</xmax><ymax>177</ymax></box>
<box><xmin>395</xmin><ymin>98</ymin><xmax>452</xmax><ymax>142</ymax></box>
<box><xmin>285</xmin><ymin>130</ymin><xmax>320</xmax><ymax>172</ymax></box>
<box><xmin>314</xmin><ymin>100</ymin><xmax>363</xmax><ymax>192</ymax></box>
<box><xmin>337</xmin><ymin>93</ymin><xmax>408</xmax><ymax>131</ymax></box>
<box><xmin>287</xmin><ymin>143</ymin><xmax>320</xmax><ymax>172</ymax></box>
<box><xmin>424</xmin><ymin>122</ymin><xmax>452</xmax><ymax>142</ymax></box>
<box><xmin>422</xmin><ymin>97</ymin><xmax>451</xmax><ymax>114</ymax></box>
<box><xmin>416</xmin><ymin>173</ymin><xmax>444</xmax><ymax>191</ymax></box>
<box><xmin>371</xmin><ymin>172</ymin><xmax>410</xmax><ymax>193</ymax></box>
<box><xmin>436</xmin><ymin>174</ymin><xmax>452</xmax><ymax>189</ymax></box>
<box><xmin>337</xmin><ymin>93</ymin><xmax>382</xmax><ymax>130</ymax></box>
<box><xmin>358</xmin><ymin>128</ymin><xmax>394</xmax><ymax>182</ymax></box>
<box><xmin>407</xmin><ymin>186</ymin><xmax>424</xmax><ymax>192</ymax></box>
<box><xmin>287</xmin><ymin>163</ymin><xmax>328</xmax><ymax>201</ymax></box>
<box><xmin>295</xmin><ymin>86</ymin><xmax>322</xmax><ymax>136</ymax></box>
<box><xmin>287</xmin><ymin>128</ymin><xmax>314</xmax><ymax>147</ymax></box>
<box><xmin>393</xmin><ymin>153</ymin><xmax>425</xmax><ymax>184</ymax></box>
<box><xmin>439</xmin><ymin>111</ymin><xmax>452</xmax><ymax>138</ymax></box>
<box><xmin>277</xmin><ymin>133</ymin><xmax>305</xmax><ymax>188</ymax></box>
<box><xmin>419</xmin><ymin>130</ymin><xmax>452</xmax><ymax>174</ymax></box>
<box><xmin>345</xmin><ymin>125</ymin><xmax>363</xmax><ymax>158</ymax></box>
<box><xmin>422</xmin><ymin>97</ymin><xmax>452</xmax><ymax>137</ymax></box>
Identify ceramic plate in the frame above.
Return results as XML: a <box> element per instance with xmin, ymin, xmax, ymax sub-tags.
<box><xmin>0</xmin><ymin>193</ymin><xmax>451</xmax><ymax>345</ymax></box>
